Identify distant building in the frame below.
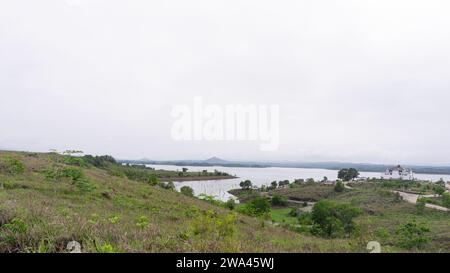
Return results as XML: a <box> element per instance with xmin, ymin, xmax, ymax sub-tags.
<box><xmin>383</xmin><ymin>165</ymin><xmax>414</xmax><ymax>180</ymax></box>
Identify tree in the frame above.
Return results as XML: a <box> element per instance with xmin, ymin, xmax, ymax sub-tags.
<box><xmin>182</xmin><ymin>167</ymin><xmax>188</xmax><ymax>173</ymax></box>
<box><xmin>334</xmin><ymin>181</ymin><xmax>345</xmax><ymax>192</ymax></box>
<box><xmin>269</xmin><ymin>181</ymin><xmax>278</xmax><ymax>190</ymax></box>
<box><xmin>338</xmin><ymin>168</ymin><xmax>359</xmax><ymax>181</ymax></box>
<box><xmin>311</xmin><ymin>200</ymin><xmax>361</xmax><ymax>238</ymax></box>
<box><xmin>180</xmin><ymin>186</ymin><xmax>194</xmax><ymax>197</ymax></box>
<box><xmin>278</xmin><ymin>180</ymin><xmax>290</xmax><ymax>188</ymax></box>
<box><xmin>306</xmin><ymin>178</ymin><xmax>315</xmax><ymax>184</ymax></box>
<box><xmin>239</xmin><ymin>180</ymin><xmax>252</xmax><ymax>190</ymax></box>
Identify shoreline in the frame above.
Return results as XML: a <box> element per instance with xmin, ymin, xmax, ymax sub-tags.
<box><xmin>162</xmin><ymin>175</ymin><xmax>238</xmax><ymax>182</ymax></box>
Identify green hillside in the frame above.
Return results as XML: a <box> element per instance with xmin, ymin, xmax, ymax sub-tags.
<box><xmin>0</xmin><ymin>151</ymin><xmax>351</xmax><ymax>253</ymax></box>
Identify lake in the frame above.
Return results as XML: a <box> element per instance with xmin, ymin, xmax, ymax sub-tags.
<box><xmin>146</xmin><ymin>164</ymin><xmax>450</xmax><ymax>202</ymax></box>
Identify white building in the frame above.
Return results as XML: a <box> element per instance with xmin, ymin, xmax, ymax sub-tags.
<box><xmin>382</xmin><ymin>165</ymin><xmax>414</xmax><ymax>180</ymax></box>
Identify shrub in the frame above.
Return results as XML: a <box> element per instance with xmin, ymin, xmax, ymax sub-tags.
<box><xmin>311</xmin><ymin>200</ymin><xmax>362</xmax><ymax>238</ymax></box>
<box><xmin>108</xmin><ymin>215</ymin><xmax>121</xmax><ymax>224</ymax></box>
<box><xmin>396</xmin><ymin>220</ymin><xmax>430</xmax><ymax>249</ymax></box>
<box><xmin>61</xmin><ymin>167</ymin><xmax>84</xmax><ymax>182</ymax></box>
<box><xmin>136</xmin><ymin>216</ymin><xmax>150</xmax><ymax>229</ymax></box>
<box><xmin>63</xmin><ymin>156</ymin><xmax>88</xmax><ymax>167</ymax></box>
<box><xmin>415</xmin><ymin>200</ymin><xmax>426</xmax><ymax>214</ymax></box>
<box><xmin>96</xmin><ymin>243</ymin><xmax>118</xmax><ymax>253</ymax></box>
<box><xmin>75</xmin><ymin>178</ymin><xmax>96</xmax><ymax>193</ymax></box>
<box><xmin>224</xmin><ymin>198</ymin><xmax>236</xmax><ymax>210</ymax></box>
<box><xmin>271</xmin><ymin>194</ymin><xmax>288</xmax><ymax>207</ymax></box>
<box><xmin>298</xmin><ymin>212</ymin><xmax>313</xmax><ymax>226</ymax></box>
<box><xmin>433</xmin><ymin>185</ymin><xmax>445</xmax><ymax>195</ymax></box>
<box><xmin>180</xmin><ymin>186</ymin><xmax>194</xmax><ymax>197</ymax></box>
<box><xmin>160</xmin><ymin>181</ymin><xmax>175</xmax><ymax>190</ymax></box>
<box><xmin>375</xmin><ymin>227</ymin><xmax>391</xmax><ymax>242</ymax></box>
<box><xmin>189</xmin><ymin>210</ymin><xmax>237</xmax><ymax>240</ymax></box>
<box><xmin>239</xmin><ymin>197</ymin><xmax>271</xmax><ymax>217</ymax></box>
<box><xmin>288</xmin><ymin>208</ymin><xmax>298</xmax><ymax>217</ymax></box>
<box><xmin>147</xmin><ymin>174</ymin><xmax>159</xmax><ymax>185</ymax></box>
<box><xmin>442</xmin><ymin>192</ymin><xmax>450</xmax><ymax>208</ymax></box>
<box><xmin>3</xmin><ymin>218</ymin><xmax>28</xmax><ymax>233</ymax></box>
<box><xmin>1</xmin><ymin>156</ymin><xmax>25</xmax><ymax>175</ymax></box>
<box><xmin>334</xmin><ymin>181</ymin><xmax>345</xmax><ymax>192</ymax></box>
<box><xmin>83</xmin><ymin>155</ymin><xmax>117</xmax><ymax>168</ymax></box>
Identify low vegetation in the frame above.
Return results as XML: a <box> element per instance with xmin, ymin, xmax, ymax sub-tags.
<box><xmin>0</xmin><ymin>150</ymin><xmax>356</xmax><ymax>253</ymax></box>
<box><xmin>230</xmin><ymin>178</ymin><xmax>450</xmax><ymax>252</ymax></box>
<box><xmin>1</xmin><ymin>151</ymin><xmax>448</xmax><ymax>253</ymax></box>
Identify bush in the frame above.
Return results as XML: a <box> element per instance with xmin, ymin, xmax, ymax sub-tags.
<box><xmin>63</xmin><ymin>156</ymin><xmax>88</xmax><ymax>167</ymax></box>
<box><xmin>433</xmin><ymin>185</ymin><xmax>445</xmax><ymax>195</ymax></box>
<box><xmin>136</xmin><ymin>216</ymin><xmax>150</xmax><ymax>230</ymax></box>
<box><xmin>199</xmin><ymin>194</ymin><xmax>223</xmax><ymax>206</ymax></box>
<box><xmin>415</xmin><ymin>200</ymin><xmax>426</xmax><ymax>214</ymax></box>
<box><xmin>189</xmin><ymin>210</ymin><xmax>237</xmax><ymax>241</ymax></box>
<box><xmin>180</xmin><ymin>186</ymin><xmax>194</xmax><ymax>197</ymax></box>
<box><xmin>147</xmin><ymin>174</ymin><xmax>159</xmax><ymax>185</ymax></box>
<box><xmin>61</xmin><ymin>167</ymin><xmax>85</xmax><ymax>181</ymax></box>
<box><xmin>160</xmin><ymin>181</ymin><xmax>175</xmax><ymax>190</ymax></box>
<box><xmin>75</xmin><ymin>178</ymin><xmax>96</xmax><ymax>193</ymax></box>
<box><xmin>271</xmin><ymin>194</ymin><xmax>288</xmax><ymax>207</ymax></box>
<box><xmin>3</xmin><ymin>218</ymin><xmax>28</xmax><ymax>234</ymax></box>
<box><xmin>334</xmin><ymin>181</ymin><xmax>345</xmax><ymax>192</ymax></box>
<box><xmin>224</xmin><ymin>198</ymin><xmax>236</xmax><ymax>210</ymax></box>
<box><xmin>83</xmin><ymin>155</ymin><xmax>117</xmax><ymax>168</ymax></box>
<box><xmin>311</xmin><ymin>200</ymin><xmax>362</xmax><ymax>238</ymax></box>
<box><xmin>396</xmin><ymin>220</ymin><xmax>430</xmax><ymax>249</ymax></box>
<box><xmin>298</xmin><ymin>212</ymin><xmax>313</xmax><ymax>226</ymax></box>
<box><xmin>0</xmin><ymin>156</ymin><xmax>25</xmax><ymax>175</ymax></box>
<box><xmin>442</xmin><ymin>192</ymin><xmax>450</xmax><ymax>208</ymax></box>
<box><xmin>239</xmin><ymin>197</ymin><xmax>271</xmax><ymax>217</ymax></box>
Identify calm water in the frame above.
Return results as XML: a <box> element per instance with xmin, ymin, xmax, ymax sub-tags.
<box><xmin>146</xmin><ymin>164</ymin><xmax>450</xmax><ymax>202</ymax></box>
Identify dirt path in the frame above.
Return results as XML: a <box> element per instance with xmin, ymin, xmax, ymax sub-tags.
<box><xmin>393</xmin><ymin>191</ymin><xmax>449</xmax><ymax>212</ymax></box>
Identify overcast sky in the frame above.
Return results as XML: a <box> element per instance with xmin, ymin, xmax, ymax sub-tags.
<box><xmin>1</xmin><ymin>0</ymin><xmax>450</xmax><ymax>165</ymax></box>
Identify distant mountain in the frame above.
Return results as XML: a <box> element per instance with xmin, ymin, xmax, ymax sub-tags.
<box><xmin>204</xmin><ymin>157</ymin><xmax>228</xmax><ymax>164</ymax></box>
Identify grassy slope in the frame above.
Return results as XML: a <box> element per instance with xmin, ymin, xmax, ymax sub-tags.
<box><xmin>267</xmin><ymin>182</ymin><xmax>450</xmax><ymax>252</ymax></box>
<box><xmin>0</xmin><ymin>151</ymin><xmax>353</xmax><ymax>253</ymax></box>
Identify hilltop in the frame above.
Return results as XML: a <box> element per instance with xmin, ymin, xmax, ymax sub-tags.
<box><xmin>203</xmin><ymin>157</ymin><xmax>229</xmax><ymax>164</ymax></box>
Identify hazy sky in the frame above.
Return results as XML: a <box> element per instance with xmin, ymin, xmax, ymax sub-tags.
<box><xmin>1</xmin><ymin>0</ymin><xmax>450</xmax><ymax>165</ymax></box>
